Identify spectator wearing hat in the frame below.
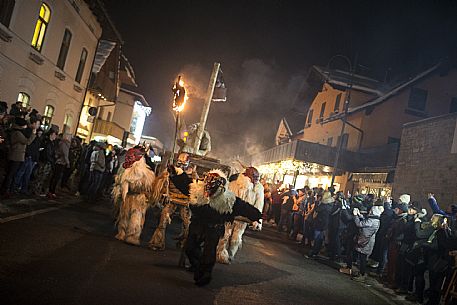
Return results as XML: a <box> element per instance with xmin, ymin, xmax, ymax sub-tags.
<box><xmin>369</xmin><ymin>198</ymin><xmax>395</xmax><ymax>276</ymax></box>
<box><xmin>307</xmin><ymin>191</ymin><xmax>334</xmax><ymax>258</ymax></box>
<box><xmin>14</xmin><ymin>116</ymin><xmax>42</xmax><ymax>194</ymax></box>
<box><xmin>1</xmin><ymin>117</ymin><xmax>36</xmax><ymax>196</ymax></box>
<box><xmin>384</xmin><ymin>201</ymin><xmax>409</xmax><ymax>289</ymax></box>
<box><xmin>350</xmin><ymin>203</ymin><xmax>383</xmax><ymax>282</ymax></box>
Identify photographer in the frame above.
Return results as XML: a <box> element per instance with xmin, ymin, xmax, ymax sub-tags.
<box><xmin>0</xmin><ymin>117</ymin><xmax>36</xmax><ymax>197</ymax></box>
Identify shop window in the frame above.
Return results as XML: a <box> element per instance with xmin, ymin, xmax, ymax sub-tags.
<box><xmin>17</xmin><ymin>92</ymin><xmax>30</xmax><ymax>107</ymax></box>
<box><xmin>56</xmin><ymin>29</ymin><xmax>72</xmax><ymax>70</ymax></box>
<box><xmin>407</xmin><ymin>88</ymin><xmax>427</xmax><ymax>112</ymax></box>
<box><xmin>75</xmin><ymin>48</ymin><xmax>87</xmax><ymax>83</ymax></box>
<box><xmin>450</xmin><ymin>97</ymin><xmax>457</xmax><ymax>113</ymax></box>
<box><xmin>0</xmin><ymin>0</ymin><xmax>15</xmax><ymax>27</ymax></box>
<box><xmin>63</xmin><ymin>113</ymin><xmax>73</xmax><ymax>133</ymax></box>
<box><xmin>42</xmin><ymin>105</ymin><xmax>54</xmax><ymax>130</ymax></box>
<box><xmin>334</xmin><ymin>93</ymin><xmax>342</xmax><ymax>113</ymax></box>
<box><xmin>31</xmin><ymin>3</ymin><xmax>51</xmax><ymax>52</ymax></box>
<box><xmin>306</xmin><ymin>109</ymin><xmax>313</xmax><ymax>127</ymax></box>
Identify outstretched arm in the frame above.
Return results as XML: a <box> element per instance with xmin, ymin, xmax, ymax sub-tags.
<box><xmin>232</xmin><ymin>198</ymin><xmax>262</xmax><ymax>222</ymax></box>
<box><xmin>428</xmin><ymin>194</ymin><xmax>447</xmax><ymax>216</ymax></box>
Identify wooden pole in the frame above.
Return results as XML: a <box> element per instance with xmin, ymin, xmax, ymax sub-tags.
<box><xmin>193</xmin><ymin>62</ymin><xmax>220</xmax><ymax>153</ymax></box>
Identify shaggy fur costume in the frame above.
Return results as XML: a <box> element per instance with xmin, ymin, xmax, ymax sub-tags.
<box><xmin>216</xmin><ymin>173</ymin><xmax>264</xmax><ymax>264</ymax></box>
<box><xmin>185</xmin><ymin>169</ymin><xmax>262</xmax><ymax>286</ymax></box>
<box><xmin>148</xmin><ymin>167</ymin><xmax>193</xmax><ymax>250</ymax></box>
<box><xmin>113</xmin><ymin>157</ymin><xmax>168</xmax><ymax>246</ymax></box>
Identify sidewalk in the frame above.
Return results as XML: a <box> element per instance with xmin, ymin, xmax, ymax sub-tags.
<box><xmin>0</xmin><ymin>191</ymin><xmax>80</xmax><ymax>222</ymax></box>
<box><xmin>260</xmin><ymin>223</ymin><xmax>413</xmax><ymax>305</ymax></box>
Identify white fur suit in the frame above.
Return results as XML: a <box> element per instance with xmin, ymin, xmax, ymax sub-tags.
<box><xmin>216</xmin><ymin>173</ymin><xmax>264</xmax><ymax>263</ymax></box>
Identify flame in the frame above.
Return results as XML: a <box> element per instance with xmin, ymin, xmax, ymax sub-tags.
<box><xmin>173</xmin><ymin>77</ymin><xmax>189</xmax><ymax>112</ymax></box>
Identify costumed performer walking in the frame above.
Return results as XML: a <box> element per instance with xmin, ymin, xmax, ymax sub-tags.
<box><xmin>149</xmin><ymin>152</ymin><xmax>196</xmax><ymax>250</ymax></box>
<box><xmin>113</xmin><ymin>146</ymin><xmax>168</xmax><ymax>246</ymax></box>
<box><xmin>186</xmin><ymin>169</ymin><xmax>262</xmax><ymax>286</ymax></box>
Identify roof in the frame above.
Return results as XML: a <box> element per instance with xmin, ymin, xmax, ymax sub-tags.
<box><xmin>92</xmin><ymin>40</ymin><xmax>116</xmax><ymax>74</ymax></box>
<box><xmin>312</xmin><ymin>66</ymin><xmax>387</xmax><ymax>96</ymax></box>
<box><xmin>120</xmin><ymin>87</ymin><xmax>150</xmax><ymax>107</ymax></box>
<box><xmin>322</xmin><ymin>62</ymin><xmax>442</xmax><ymax>124</ymax></box>
<box><xmin>283</xmin><ymin>111</ymin><xmax>305</xmax><ymax>135</ymax></box>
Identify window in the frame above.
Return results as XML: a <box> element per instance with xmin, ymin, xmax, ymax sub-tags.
<box><xmin>327</xmin><ymin>137</ymin><xmax>333</xmax><ymax>146</ymax></box>
<box><xmin>57</xmin><ymin>29</ymin><xmax>72</xmax><ymax>70</ymax></box>
<box><xmin>17</xmin><ymin>92</ymin><xmax>30</xmax><ymax>107</ymax></box>
<box><xmin>334</xmin><ymin>93</ymin><xmax>342</xmax><ymax>113</ymax></box>
<box><xmin>407</xmin><ymin>88</ymin><xmax>427</xmax><ymax>112</ymax></box>
<box><xmin>42</xmin><ymin>105</ymin><xmax>54</xmax><ymax>130</ymax></box>
<box><xmin>75</xmin><ymin>48</ymin><xmax>88</xmax><ymax>83</ymax></box>
<box><xmin>450</xmin><ymin>97</ymin><xmax>457</xmax><ymax>113</ymax></box>
<box><xmin>319</xmin><ymin>102</ymin><xmax>326</xmax><ymax>122</ymax></box>
<box><xmin>31</xmin><ymin>3</ymin><xmax>51</xmax><ymax>52</ymax></box>
<box><xmin>306</xmin><ymin>109</ymin><xmax>313</xmax><ymax>127</ymax></box>
<box><xmin>106</xmin><ymin>111</ymin><xmax>112</xmax><ymax>122</ymax></box>
<box><xmin>98</xmin><ymin>107</ymin><xmax>104</xmax><ymax>119</ymax></box>
<box><xmin>0</xmin><ymin>0</ymin><xmax>15</xmax><ymax>27</ymax></box>
<box><xmin>387</xmin><ymin>137</ymin><xmax>400</xmax><ymax>144</ymax></box>
<box><xmin>63</xmin><ymin>114</ymin><xmax>73</xmax><ymax>133</ymax></box>
<box><xmin>337</xmin><ymin>133</ymin><xmax>349</xmax><ymax>150</ymax></box>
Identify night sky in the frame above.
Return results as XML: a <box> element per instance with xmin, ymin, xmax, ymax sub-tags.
<box><xmin>106</xmin><ymin>0</ymin><xmax>457</xmax><ymax>160</ymax></box>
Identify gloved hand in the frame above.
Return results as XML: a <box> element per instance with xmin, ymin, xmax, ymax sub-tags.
<box><xmin>251</xmin><ymin>220</ymin><xmax>262</xmax><ymax>231</ymax></box>
<box><xmin>353</xmin><ymin>208</ymin><xmax>360</xmax><ymax>216</ymax></box>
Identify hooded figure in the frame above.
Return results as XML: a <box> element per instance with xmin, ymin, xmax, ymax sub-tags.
<box><xmin>348</xmin><ymin>204</ymin><xmax>383</xmax><ymax>281</ymax></box>
<box><xmin>113</xmin><ymin>147</ymin><xmax>168</xmax><ymax>246</ymax></box>
<box><xmin>216</xmin><ymin>167</ymin><xmax>264</xmax><ymax>264</ymax></box>
<box><xmin>185</xmin><ymin>169</ymin><xmax>262</xmax><ymax>286</ymax></box>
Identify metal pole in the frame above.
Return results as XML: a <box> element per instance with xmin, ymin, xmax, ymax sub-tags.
<box><xmin>330</xmin><ymin>55</ymin><xmax>356</xmax><ymax>189</ymax></box>
<box><xmin>193</xmin><ymin>62</ymin><xmax>220</xmax><ymax>153</ymax></box>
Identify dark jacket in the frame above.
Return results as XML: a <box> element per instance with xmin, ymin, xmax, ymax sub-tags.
<box><xmin>25</xmin><ymin>135</ymin><xmax>42</xmax><ymax>162</ymax></box>
<box><xmin>313</xmin><ymin>202</ymin><xmax>333</xmax><ymax>231</ymax></box>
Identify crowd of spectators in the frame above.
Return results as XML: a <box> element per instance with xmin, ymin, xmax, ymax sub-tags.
<box><xmin>0</xmin><ymin>101</ymin><xmax>126</xmax><ymax>202</ymax></box>
<box><xmin>262</xmin><ymin>181</ymin><xmax>457</xmax><ymax>305</ymax></box>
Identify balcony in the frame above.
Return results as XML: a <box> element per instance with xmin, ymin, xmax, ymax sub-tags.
<box><xmin>250</xmin><ymin>140</ymin><xmax>399</xmax><ymax>172</ymax></box>
<box><xmin>92</xmin><ymin>118</ymin><xmax>124</xmax><ymax>140</ymax></box>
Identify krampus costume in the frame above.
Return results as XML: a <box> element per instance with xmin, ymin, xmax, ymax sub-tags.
<box><xmin>216</xmin><ymin>167</ymin><xmax>264</xmax><ymax>264</ymax></box>
<box><xmin>186</xmin><ymin>170</ymin><xmax>262</xmax><ymax>286</ymax></box>
<box><xmin>149</xmin><ymin>153</ymin><xmax>194</xmax><ymax>250</ymax></box>
<box><xmin>113</xmin><ymin>147</ymin><xmax>168</xmax><ymax>246</ymax></box>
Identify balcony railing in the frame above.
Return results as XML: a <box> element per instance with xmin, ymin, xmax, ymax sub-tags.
<box><xmin>92</xmin><ymin>118</ymin><xmax>124</xmax><ymax>140</ymax></box>
<box><xmin>250</xmin><ymin>140</ymin><xmax>399</xmax><ymax>172</ymax></box>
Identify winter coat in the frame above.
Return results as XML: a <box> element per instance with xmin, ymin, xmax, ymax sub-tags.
<box><xmin>313</xmin><ymin>202</ymin><xmax>333</xmax><ymax>231</ymax></box>
<box><xmin>55</xmin><ymin>139</ymin><xmax>70</xmax><ymax>167</ymax></box>
<box><xmin>90</xmin><ymin>150</ymin><xmax>105</xmax><ymax>172</ymax></box>
<box><xmin>25</xmin><ymin>135</ymin><xmax>42</xmax><ymax>162</ymax></box>
<box><xmin>354</xmin><ymin>215</ymin><xmax>380</xmax><ymax>255</ymax></box>
<box><xmin>8</xmin><ymin>128</ymin><xmax>36</xmax><ymax>161</ymax></box>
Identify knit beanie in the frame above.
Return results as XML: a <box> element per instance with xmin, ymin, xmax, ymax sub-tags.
<box><xmin>399</xmin><ymin>194</ymin><xmax>411</xmax><ymax>205</ymax></box>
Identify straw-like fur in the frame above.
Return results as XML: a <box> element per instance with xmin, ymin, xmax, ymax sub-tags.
<box><xmin>189</xmin><ymin>178</ymin><xmax>235</xmax><ymax>215</ymax></box>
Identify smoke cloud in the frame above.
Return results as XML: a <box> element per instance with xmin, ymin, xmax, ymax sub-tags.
<box><xmin>177</xmin><ymin>59</ymin><xmax>306</xmax><ymax>163</ymax></box>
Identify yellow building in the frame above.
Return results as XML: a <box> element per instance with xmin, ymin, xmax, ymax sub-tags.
<box><xmin>253</xmin><ymin>62</ymin><xmax>457</xmax><ymax>196</ymax></box>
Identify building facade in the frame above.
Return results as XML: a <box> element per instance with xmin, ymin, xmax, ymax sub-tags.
<box><xmin>393</xmin><ymin>113</ymin><xmax>457</xmax><ymax>207</ymax></box>
<box><xmin>254</xmin><ymin>62</ymin><xmax>457</xmax><ymax>196</ymax></box>
<box><xmin>0</xmin><ymin>0</ymin><xmax>102</xmax><ymax>134</ymax></box>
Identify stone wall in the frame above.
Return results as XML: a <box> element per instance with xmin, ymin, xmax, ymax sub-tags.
<box><xmin>393</xmin><ymin>113</ymin><xmax>457</xmax><ymax>208</ymax></box>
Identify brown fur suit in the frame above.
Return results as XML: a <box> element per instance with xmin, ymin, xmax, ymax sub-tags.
<box><xmin>112</xmin><ymin>157</ymin><xmax>168</xmax><ymax>246</ymax></box>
